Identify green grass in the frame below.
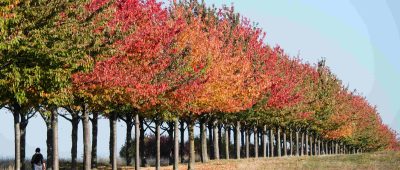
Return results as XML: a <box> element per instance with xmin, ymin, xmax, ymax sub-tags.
<box><xmin>1</xmin><ymin>152</ymin><xmax>399</xmax><ymax>170</ymax></box>
<box><xmin>200</xmin><ymin>151</ymin><xmax>400</xmax><ymax>170</ymax></box>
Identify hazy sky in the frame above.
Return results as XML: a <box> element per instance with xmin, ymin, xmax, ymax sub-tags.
<box><xmin>1</xmin><ymin>0</ymin><xmax>399</xmax><ymax>159</ymax></box>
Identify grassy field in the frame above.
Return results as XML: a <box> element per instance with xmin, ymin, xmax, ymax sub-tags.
<box><xmin>2</xmin><ymin>152</ymin><xmax>399</xmax><ymax>170</ymax></box>
<box><xmin>135</xmin><ymin>151</ymin><xmax>400</xmax><ymax>170</ymax></box>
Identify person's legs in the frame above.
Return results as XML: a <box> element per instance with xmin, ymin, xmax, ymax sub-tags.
<box><xmin>34</xmin><ymin>164</ymin><xmax>42</xmax><ymax>170</ymax></box>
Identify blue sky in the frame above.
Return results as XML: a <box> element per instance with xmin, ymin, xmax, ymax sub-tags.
<box><xmin>1</xmin><ymin>0</ymin><xmax>399</xmax><ymax>159</ymax></box>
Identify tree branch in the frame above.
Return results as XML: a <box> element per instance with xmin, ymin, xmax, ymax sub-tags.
<box><xmin>58</xmin><ymin>112</ymin><xmax>72</xmax><ymax>122</ymax></box>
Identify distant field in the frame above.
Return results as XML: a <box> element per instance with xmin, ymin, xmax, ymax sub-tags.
<box><xmin>1</xmin><ymin>152</ymin><xmax>399</xmax><ymax>170</ymax></box>
<box><xmin>137</xmin><ymin>151</ymin><xmax>400</xmax><ymax>170</ymax></box>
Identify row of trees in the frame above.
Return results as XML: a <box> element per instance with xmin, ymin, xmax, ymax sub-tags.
<box><xmin>1</xmin><ymin>0</ymin><xmax>398</xmax><ymax>170</ymax></box>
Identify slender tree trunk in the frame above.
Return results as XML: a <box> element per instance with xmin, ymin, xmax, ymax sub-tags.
<box><xmin>296</xmin><ymin>130</ymin><xmax>299</xmax><ymax>156</ymax></box>
<box><xmin>277</xmin><ymin>127</ymin><xmax>281</xmax><ymax>157</ymax></box>
<box><xmin>51</xmin><ymin>109</ymin><xmax>59</xmax><ymax>170</ymax></box>
<box><xmin>335</xmin><ymin>142</ymin><xmax>338</xmax><ymax>154</ymax></box>
<box><xmin>180</xmin><ymin>120</ymin><xmax>185</xmax><ymax>163</ymax></box>
<box><xmin>305</xmin><ymin>131</ymin><xmax>309</xmax><ymax>156</ymax></box>
<box><xmin>139</xmin><ymin>117</ymin><xmax>145</xmax><ymax>167</ymax></box>
<box><xmin>213</xmin><ymin>120</ymin><xmax>220</xmax><ymax>160</ymax></box>
<box><xmin>301</xmin><ymin>131</ymin><xmax>304</xmax><ymax>156</ymax></box>
<box><xmin>13</xmin><ymin>111</ymin><xmax>21</xmax><ymax>170</ymax></box>
<box><xmin>235</xmin><ymin>121</ymin><xmax>240</xmax><ymax>159</ymax></box>
<box><xmin>20</xmin><ymin>115</ymin><xmax>28</xmax><ymax>170</ymax></box>
<box><xmin>91</xmin><ymin>112</ymin><xmax>98</xmax><ymax>169</ymax></box>
<box><xmin>225</xmin><ymin>125</ymin><xmax>230</xmax><ymax>160</ymax></box>
<box><xmin>283</xmin><ymin>128</ymin><xmax>287</xmax><ymax>156</ymax></box>
<box><xmin>259</xmin><ymin>130</ymin><xmax>262</xmax><ymax>157</ymax></box>
<box><xmin>20</xmin><ymin>114</ymin><xmax>28</xmax><ymax>170</ymax></box>
<box><xmin>208</xmin><ymin>122</ymin><xmax>214</xmax><ymax>160</ymax></box>
<box><xmin>126</xmin><ymin>119</ymin><xmax>133</xmax><ymax>166</ymax></box>
<box><xmin>245</xmin><ymin>128</ymin><xmax>249</xmax><ymax>158</ymax></box>
<box><xmin>290</xmin><ymin>129</ymin><xmax>293</xmax><ymax>156</ymax></box>
<box><xmin>200</xmin><ymin>120</ymin><xmax>208</xmax><ymax>162</ymax></box>
<box><xmin>135</xmin><ymin>114</ymin><xmax>140</xmax><ymax>170</ymax></box>
<box><xmin>254</xmin><ymin>127</ymin><xmax>258</xmax><ymax>158</ymax></box>
<box><xmin>173</xmin><ymin>119</ymin><xmax>179</xmax><ymax>170</ymax></box>
<box><xmin>266</xmin><ymin>130</ymin><xmax>270</xmax><ymax>157</ymax></box>
<box><xmin>45</xmin><ymin>119</ymin><xmax>53</xmax><ymax>169</ymax></box>
<box><xmin>82</xmin><ymin>108</ymin><xmax>91</xmax><ymax>170</ymax></box>
<box><xmin>109</xmin><ymin>114</ymin><xmax>117</xmax><ymax>170</ymax></box>
<box><xmin>269</xmin><ymin>129</ymin><xmax>274</xmax><ymax>157</ymax></box>
<box><xmin>71</xmin><ymin>117</ymin><xmax>79</xmax><ymax>170</ymax></box>
<box><xmin>325</xmin><ymin>141</ymin><xmax>328</xmax><ymax>155</ymax></box>
<box><xmin>188</xmin><ymin>120</ymin><xmax>195</xmax><ymax>170</ymax></box>
<box><xmin>313</xmin><ymin>135</ymin><xmax>317</xmax><ymax>156</ymax></box>
<box><xmin>318</xmin><ymin>138</ymin><xmax>321</xmax><ymax>155</ymax></box>
<box><xmin>325</xmin><ymin>140</ymin><xmax>328</xmax><ymax>155</ymax></box>
<box><xmin>156</xmin><ymin>120</ymin><xmax>161</xmax><ymax>170</ymax></box>
<box><xmin>309</xmin><ymin>135</ymin><xmax>313</xmax><ymax>156</ymax></box>
<box><xmin>321</xmin><ymin>140</ymin><xmax>324</xmax><ymax>155</ymax></box>
<box><xmin>167</xmin><ymin>122</ymin><xmax>174</xmax><ymax>165</ymax></box>
<box><xmin>241</xmin><ymin>127</ymin><xmax>245</xmax><ymax>158</ymax></box>
<box><xmin>262</xmin><ymin>125</ymin><xmax>266</xmax><ymax>158</ymax></box>
<box><xmin>218</xmin><ymin>124</ymin><xmax>223</xmax><ymax>157</ymax></box>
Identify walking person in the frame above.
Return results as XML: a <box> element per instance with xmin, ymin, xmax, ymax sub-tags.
<box><xmin>31</xmin><ymin>148</ymin><xmax>46</xmax><ymax>170</ymax></box>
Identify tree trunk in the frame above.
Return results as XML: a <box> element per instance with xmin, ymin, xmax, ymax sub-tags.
<box><xmin>208</xmin><ymin>122</ymin><xmax>214</xmax><ymax>160</ymax></box>
<box><xmin>305</xmin><ymin>131</ymin><xmax>309</xmax><ymax>156</ymax></box>
<box><xmin>254</xmin><ymin>127</ymin><xmax>258</xmax><ymax>158</ymax></box>
<box><xmin>167</xmin><ymin>122</ymin><xmax>174</xmax><ymax>165</ymax></box>
<box><xmin>109</xmin><ymin>114</ymin><xmax>117</xmax><ymax>170</ymax></box>
<box><xmin>325</xmin><ymin>141</ymin><xmax>328</xmax><ymax>155</ymax></box>
<box><xmin>241</xmin><ymin>127</ymin><xmax>245</xmax><ymax>157</ymax></box>
<box><xmin>213</xmin><ymin>120</ymin><xmax>220</xmax><ymax>160</ymax></box>
<box><xmin>91</xmin><ymin>112</ymin><xmax>98</xmax><ymax>169</ymax></box>
<box><xmin>301</xmin><ymin>131</ymin><xmax>304</xmax><ymax>156</ymax></box>
<box><xmin>200</xmin><ymin>120</ymin><xmax>208</xmax><ymax>162</ymax></box>
<box><xmin>180</xmin><ymin>120</ymin><xmax>185</xmax><ymax>163</ymax></box>
<box><xmin>51</xmin><ymin>109</ymin><xmax>59</xmax><ymax>170</ymax></box>
<box><xmin>135</xmin><ymin>114</ymin><xmax>140</xmax><ymax>170</ymax></box>
<box><xmin>225</xmin><ymin>125</ymin><xmax>230</xmax><ymax>160</ymax></box>
<box><xmin>318</xmin><ymin>138</ymin><xmax>321</xmax><ymax>155</ymax></box>
<box><xmin>277</xmin><ymin>127</ymin><xmax>281</xmax><ymax>157</ymax></box>
<box><xmin>45</xmin><ymin>118</ymin><xmax>53</xmax><ymax>169</ymax></box>
<box><xmin>335</xmin><ymin>141</ymin><xmax>338</xmax><ymax>154</ymax></box>
<box><xmin>321</xmin><ymin>140</ymin><xmax>324</xmax><ymax>155</ymax></box>
<box><xmin>289</xmin><ymin>129</ymin><xmax>293</xmax><ymax>156</ymax></box>
<box><xmin>245</xmin><ymin>128</ymin><xmax>249</xmax><ymax>158</ymax></box>
<box><xmin>155</xmin><ymin>120</ymin><xmax>161</xmax><ymax>170</ymax></box>
<box><xmin>82</xmin><ymin>108</ymin><xmax>91</xmax><ymax>170</ymax></box>
<box><xmin>283</xmin><ymin>128</ymin><xmax>287</xmax><ymax>156</ymax></box>
<box><xmin>173</xmin><ymin>119</ymin><xmax>179</xmax><ymax>170</ymax></box>
<box><xmin>20</xmin><ymin>114</ymin><xmax>28</xmax><ymax>170</ymax></box>
<box><xmin>139</xmin><ymin>116</ymin><xmax>145</xmax><ymax>167</ymax></box>
<box><xmin>13</xmin><ymin>111</ymin><xmax>21</xmax><ymax>170</ymax></box>
<box><xmin>309</xmin><ymin>134</ymin><xmax>313</xmax><ymax>156</ymax></box>
<box><xmin>269</xmin><ymin>128</ymin><xmax>274</xmax><ymax>157</ymax></box>
<box><xmin>262</xmin><ymin>126</ymin><xmax>266</xmax><ymax>158</ymax></box>
<box><xmin>188</xmin><ymin>120</ymin><xmax>195</xmax><ymax>170</ymax></box>
<box><xmin>126</xmin><ymin>119</ymin><xmax>133</xmax><ymax>166</ymax></box>
<box><xmin>218</xmin><ymin>124</ymin><xmax>223</xmax><ymax>158</ymax></box>
<box><xmin>71</xmin><ymin>117</ymin><xmax>79</xmax><ymax>170</ymax></box>
<box><xmin>266</xmin><ymin>130</ymin><xmax>270</xmax><ymax>157</ymax></box>
<box><xmin>313</xmin><ymin>135</ymin><xmax>317</xmax><ymax>156</ymax></box>
<box><xmin>296</xmin><ymin>130</ymin><xmax>299</xmax><ymax>156</ymax></box>
<box><xmin>235</xmin><ymin>121</ymin><xmax>240</xmax><ymax>159</ymax></box>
